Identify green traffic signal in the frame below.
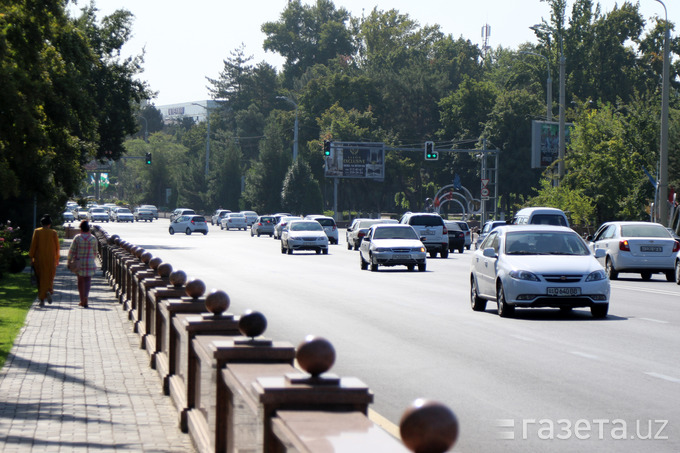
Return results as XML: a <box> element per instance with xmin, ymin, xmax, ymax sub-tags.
<box><xmin>424</xmin><ymin>141</ymin><xmax>438</xmax><ymax>160</ymax></box>
<box><xmin>145</xmin><ymin>152</ymin><xmax>152</xmax><ymax>165</ymax></box>
<box><xmin>323</xmin><ymin>140</ymin><xmax>331</xmax><ymax>156</ymax></box>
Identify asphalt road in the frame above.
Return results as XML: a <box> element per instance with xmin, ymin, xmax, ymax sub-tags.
<box><xmin>95</xmin><ymin>219</ymin><xmax>680</xmax><ymax>453</ymax></box>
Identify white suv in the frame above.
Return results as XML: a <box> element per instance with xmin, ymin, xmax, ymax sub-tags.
<box><xmin>399</xmin><ymin>212</ymin><xmax>449</xmax><ymax>258</ymax></box>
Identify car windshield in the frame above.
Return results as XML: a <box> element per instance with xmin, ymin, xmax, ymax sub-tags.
<box><xmin>409</xmin><ymin>216</ymin><xmax>442</xmax><ymax>226</ymax></box>
<box><xmin>118</xmin><ymin>208</ymin><xmax>131</xmax><ymax>214</ymax></box>
<box><xmin>620</xmin><ymin>224</ymin><xmax>670</xmax><ymax>238</ymax></box>
<box><xmin>373</xmin><ymin>227</ymin><xmax>418</xmax><ymax>240</ymax></box>
<box><xmin>260</xmin><ymin>217</ymin><xmax>274</xmax><ymax>223</ymax></box>
<box><xmin>230</xmin><ymin>214</ymin><xmax>245</xmax><ymax>218</ymax></box>
<box><xmin>290</xmin><ymin>221</ymin><xmax>322</xmax><ymax>231</ymax></box>
<box><xmin>531</xmin><ymin>214</ymin><xmax>568</xmax><ymax>226</ymax></box>
<box><xmin>505</xmin><ymin>232</ymin><xmax>590</xmax><ymax>256</ymax></box>
<box><xmin>92</xmin><ymin>208</ymin><xmax>105</xmax><ymax>213</ymax></box>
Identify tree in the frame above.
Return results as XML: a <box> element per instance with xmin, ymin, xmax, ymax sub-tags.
<box><xmin>281</xmin><ymin>159</ymin><xmax>323</xmax><ymax>215</ymax></box>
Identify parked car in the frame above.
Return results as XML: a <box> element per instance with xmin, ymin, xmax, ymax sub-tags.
<box><xmin>134</xmin><ymin>207</ymin><xmax>155</xmax><ymax>222</ymax></box>
<box><xmin>113</xmin><ymin>207</ymin><xmax>134</xmax><ymax>223</ymax></box>
<box><xmin>359</xmin><ymin>224</ymin><xmax>427</xmax><ymax>272</ymax></box>
<box><xmin>588</xmin><ymin>221</ymin><xmax>679</xmax><ymax>282</ymax></box>
<box><xmin>170</xmin><ymin>208</ymin><xmax>195</xmax><ymax>222</ymax></box>
<box><xmin>62</xmin><ymin>210</ymin><xmax>75</xmax><ymax>223</ymax></box>
<box><xmin>304</xmin><ymin>215</ymin><xmax>339</xmax><ymax>244</ymax></box>
<box><xmin>453</xmin><ymin>220</ymin><xmax>472</xmax><ymax>250</ymax></box>
<box><xmin>470</xmin><ymin>225</ymin><xmax>610</xmax><ymax>318</ymax></box>
<box><xmin>273</xmin><ymin>216</ymin><xmax>301</xmax><ymax>239</ymax></box>
<box><xmin>512</xmin><ymin>206</ymin><xmax>569</xmax><ymax>227</ymax></box>
<box><xmin>241</xmin><ymin>211</ymin><xmax>259</xmax><ymax>227</ymax></box>
<box><xmin>139</xmin><ymin>204</ymin><xmax>159</xmax><ymax>219</ymax></box>
<box><xmin>87</xmin><ymin>207</ymin><xmax>110</xmax><ymax>222</ymax></box>
<box><xmin>444</xmin><ymin>221</ymin><xmax>466</xmax><ymax>253</ymax></box>
<box><xmin>251</xmin><ymin>216</ymin><xmax>276</xmax><ymax>237</ymax></box>
<box><xmin>169</xmin><ymin>215</ymin><xmax>208</xmax><ymax>235</ymax></box>
<box><xmin>399</xmin><ymin>212</ymin><xmax>449</xmax><ymax>258</ymax></box>
<box><xmin>220</xmin><ymin>212</ymin><xmax>248</xmax><ymax>230</ymax></box>
<box><xmin>345</xmin><ymin>218</ymin><xmax>398</xmax><ymax>250</ymax></box>
<box><xmin>211</xmin><ymin>209</ymin><xmax>231</xmax><ymax>225</ymax></box>
<box><xmin>280</xmin><ymin>220</ymin><xmax>329</xmax><ymax>255</ymax></box>
<box><xmin>475</xmin><ymin>220</ymin><xmax>507</xmax><ymax>249</ymax></box>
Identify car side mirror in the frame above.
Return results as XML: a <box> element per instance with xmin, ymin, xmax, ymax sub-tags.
<box><xmin>594</xmin><ymin>248</ymin><xmax>606</xmax><ymax>259</ymax></box>
<box><xmin>586</xmin><ymin>235</ymin><xmax>594</xmax><ymax>241</ymax></box>
<box><xmin>482</xmin><ymin>248</ymin><xmax>497</xmax><ymax>258</ymax></box>
<box><xmin>420</xmin><ymin>237</ymin><xmax>427</xmax><ymax>242</ymax></box>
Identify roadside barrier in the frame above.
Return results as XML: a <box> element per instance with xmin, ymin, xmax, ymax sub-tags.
<box><xmin>92</xmin><ymin>226</ymin><xmax>459</xmax><ymax>453</ymax></box>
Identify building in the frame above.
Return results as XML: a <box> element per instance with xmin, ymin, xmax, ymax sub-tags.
<box><xmin>156</xmin><ymin>100</ymin><xmax>219</xmax><ymax>124</ymax></box>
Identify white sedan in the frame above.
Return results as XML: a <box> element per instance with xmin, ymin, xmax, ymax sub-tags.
<box><xmin>280</xmin><ymin>220</ymin><xmax>329</xmax><ymax>255</ymax></box>
<box><xmin>359</xmin><ymin>224</ymin><xmax>427</xmax><ymax>272</ymax></box>
<box><xmin>220</xmin><ymin>213</ymin><xmax>248</xmax><ymax>230</ymax></box>
<box><xmin>470</xmin><ymin>225</ymin><xmax>610</xmax><ymax>318</ymax></box>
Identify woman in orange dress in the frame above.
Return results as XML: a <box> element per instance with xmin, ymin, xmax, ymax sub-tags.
<box><xmin>28</xmin><ymin>214</ymin><xmax>60</xmax><ymax>307</ymax></box>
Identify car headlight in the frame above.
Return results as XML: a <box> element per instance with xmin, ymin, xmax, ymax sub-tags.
<box><xmin>509</xmin><ymin>270</ymin><xmax>540</xmax><ymax>281</ymax></box>
<box><xmin>375</xmin><ymin>248</ymin><xmax>390</xmax><ymax>253</ymax></box>
<box><xmin>413</xmin><ymin>247</ymin><xmax>426</xmax><ymax>253</ymax></box>
<box><xmin>586</xmin><ymin>270</ymin><xmax>607</xmax><ymax>282</ymax></box>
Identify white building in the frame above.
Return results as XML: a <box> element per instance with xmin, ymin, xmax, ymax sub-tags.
<box><xmin>156</xmin><ymin>100</ymin><xmax>220</xmax><ymax>123</ymax></box>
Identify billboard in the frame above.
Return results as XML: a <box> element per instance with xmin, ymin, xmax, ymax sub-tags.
<box><xmin>531</xmin><ymin>121</ymin><xmax>573</xmax><ymax>168</ymax></box>
<box><xmin>324</xmin><ymin>142</ymin><xmax>385</xmax><ymax>180</ymax></box>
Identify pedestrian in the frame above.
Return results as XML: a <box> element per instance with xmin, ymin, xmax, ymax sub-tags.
<box><xmin>67</xmin><ymin>220</ymin><xmax>98</xmax><ymax>308</ymax></box>
<box><xmin>28</xmin><ymin>214</ymin><xmax>60</xmax><ymax>307</ymax></box>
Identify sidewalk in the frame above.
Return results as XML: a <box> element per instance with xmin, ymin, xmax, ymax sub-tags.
<box><xmin>0</xmin><ymin>241</ymin><xmax>195</xmax><ymax>452</ymax></box>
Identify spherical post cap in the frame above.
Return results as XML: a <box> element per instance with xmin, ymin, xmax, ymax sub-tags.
<box><xmin>296</xmin><ymin>336</ymin><xmax>335</xmax><ymax>377</ymax></box>
<box><xmin>134</xmin><ymin>247</ymin><xmax>145</xmax><ymax>258</ymax></box>
<box><xmin>141</xmin><ymin>251</ymin><xmax>153</xmax><ymax>264</ymax></box>
<box><xmin>169</xmin><ymin>270</ymin><xmax>187</xmax><ymax>287</ymax></box>
<box><xmin>238</xmin><ymin>310</ymin><xmax>267</xmax><ymax>337</ymax></box>
<box><xmin>157</xmin><ymin>262</ymin><xmax>173</xmax><ymax>278</ymax></box>
<box><xmin>399</xmin><ymin>399</ymin><xmax>459</xmax><ymax>453</ymax></box>
<box><xmin>205</xmin><ymin>290</ymin><xmax>230</xmax><ymax>315</ymax></box>
<box><xmin>185</xmin><ymin>278</ymin><xmax>206</xmax><ymax>299</ymax></box>
<box><xmin>149</xmin><ymin>257</ymin><xmax>163</xmax><ymax>270</ymax></box>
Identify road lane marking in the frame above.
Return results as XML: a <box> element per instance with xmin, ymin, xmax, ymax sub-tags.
<box><xmin>511</xmin><ymin>334</ymin><xmax>535</xmax><ymax>342</ymax></box>
<box><xmin>645</xmin><ymin>372</ymin><xmax>680</xmax><ymax>383</ymax></box>
<box><xmin>639</xmin><ymin>318</ymin><xmax>670</xmax><ymax>324</ymax></box>
<box><xmin>570</xmin><ymin>351</ymin><xmax>598</xmax><ymax>360</ymax></box>
<box><xmin>368</xmin><ymin>408</ymin><xmax>400</xmax><ymax>439</ymax></box>
<box><xmin>612</xmin><ymin>284</ymin><xmax>680</xmax><ymax>297</ymax></box>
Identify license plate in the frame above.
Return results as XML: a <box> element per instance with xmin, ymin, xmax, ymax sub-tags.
<box><xmin>640</xmin><ymin>246</ymin><xmax>662</xmax><ymax>252</ymax></box>
<box><xmin>547</xmin><ymin>287</ymin><xmax>580</xmax><ymax>296</ymax></box>
<box><xmin>392</xmin><ymin>255</ymin><xmax>410</xmax><ymax>260</ymax></box>
<box><xmin>422</xmin><ymin>230</ymin><xmax>435</xmax><ymax>235</ymax></box>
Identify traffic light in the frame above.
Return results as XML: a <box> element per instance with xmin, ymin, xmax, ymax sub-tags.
<box><xmin>424</xmin><ymin>141</ymin><xmax>438</xmax><ymax>160</ymax></box>
<box><xmin>145</xmin><ymin>152</ymin><xmax>152</xmax><ymax>165</ymax></box>
<box><xmin>323</xmin><ymin>140</ymin><xmax>332</xmax><ymax>157</ymax></box>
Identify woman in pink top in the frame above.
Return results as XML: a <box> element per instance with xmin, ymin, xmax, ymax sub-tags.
<box><xmin>67</xmin><ymin>221</ymin><xmax>98</xmax><ymax>308</ymax></box>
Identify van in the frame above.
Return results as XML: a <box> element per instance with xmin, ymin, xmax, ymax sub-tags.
<box><xmin>513</xmin><ymin>207</ymin><xmax>569</xmax><ymax>227</ymax></box>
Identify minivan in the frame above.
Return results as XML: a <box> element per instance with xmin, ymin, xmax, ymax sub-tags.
<box><xmin>512</xmin><ymin>207</ymin><xmax>569</xmax><ymax>227</ymax></box>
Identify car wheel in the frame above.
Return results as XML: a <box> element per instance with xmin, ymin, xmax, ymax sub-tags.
<box><xmin>675</xmin><ymin>260</ymin><xmax>680</xmax><ymax>285</ymax></box>
<box><xmin>347</xmin><ymin>242</ymin><xmax>352</xmax><ymax>250</ymax></box>
<box><xmin>418</xmin><ymin>262</ymin><xmax>426</xmax><ymax>272</ymax></box>
<box><xmin>440</xmin><ymin>248</ymin><xmax>449</xmax><ymax>259</ymax></box>
<box><xmin>640</xmin><ymin>272</ymin><xmax>652</xmax><ymax>281</ymax></box>
<box><xmin>316</xmin><ymin>249</ymin><xmax>321</xmax><ymax>255</ymax></box>
<box><xmin>496</xmin><ymin>284</ymin><xmax>514</xmax><ymax>318</ymax></box>
<box><xmin>591</xmin><ymin>303</ymin><xmax>609</xmax><ymax>319</ymax></box>
<box><xmin>665</xmin><ymin>270</ymin><xmax>675</xmax><ymax>282</ymax></box>
<box><xmin>323</xmin><ymin>248</ymin><xmax>328</xmax><ymax>255</ymax></box>
<box><xmin>429</xmin><ymin>251</ymin><xmax>437</xmax><ymax>258</ymax></box>
<box><xmin>353</xmin><ymin>243</ymin><xmax>359</xmax><ymax>251</ymax></box>
<box><xmin>605</xmin><ymin>257</ymin><xmax>618</xmax><ymax>280</ymax></box>
<box><xmin>287</xmin><ymin>247</ymin><xmax>293</xmax><ymax>255</ymax></box>
<box><xmin>466</xmin><ymin>245</ymin><xmax>471</xmax><ymax>250</ymax></box>
<box><xmin>251</xmin><ymin>229</ymin><xmax>254</xmax><ymax>237</ymax></box>
<box><xmin>470</xmin><ymin>278</ymin><xmax>487</xmax><ymax>312</ymax></box>
<box><xmin>226</xmin><ymin>227</ymin><xmax>230</xmax><ymax>231</ymax></box>
<box><xmin>220</xmin><ymin>224</ymin><xmax>224</xmax><ymax>230</ymax></box>
<box><xmin>169</xmin><ymin>227</ymin><xmax>174</xmax><ymax>235</ymax></box>
<box><xmin>459</xmin><ymin>247</ymin><xmax>464</xmax><ymax>254</ymax></box>
<box><xmin>407</xmin><ymin>265</ymin><xmax>415</xmax><ymax>272</ymax></box>
<box><xmin>360</xmin><ymin>254</ymin><xmax>368</xmax><ymax>270</ymax></box>
<box><xmin>186</xmin><ymin>228</ymin><xmax>192</xmax><ymax>235</ymax></box>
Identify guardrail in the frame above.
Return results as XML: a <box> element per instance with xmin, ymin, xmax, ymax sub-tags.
<box><xmin>92</xmin><ymin>225</ymin><xmax>460</xmax><ymax>453</ymax></box>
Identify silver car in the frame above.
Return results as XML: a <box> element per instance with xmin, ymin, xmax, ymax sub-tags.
<box><xmin>220</xmin><ymin>212</ymin><xmax>248</xmax><ymax>230</ymax></box>
<box><xmin>359</xmin><ymin>224</ymin><xmax>427</xmax><ymax>272</ymax></box>
<box><xmin>251</xmin><ymin>216</ymin><xmax>275</xmax><ymax>237</ymax></box>
<box><xmin>304</xmin><ymin>215</ymin><xmax>339</xmax><ymax>244</ymax></box>
<box><xmin>346</xmin><ymin>218</ymin><xmax>398</xmax><ymax>250</ymax></box>
<box><xmin>589</xmin><ymin>221</ymin><xmax>679</xmax><ymax>281</ymax></box>
<box><xmin>280</xmin><ymin>220</ymin><xmax>329</xmax><ymax>255</ymax></box>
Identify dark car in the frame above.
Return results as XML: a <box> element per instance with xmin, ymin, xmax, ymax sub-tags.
<box><xmin>444</xmin><ymin>221</ymin><xmax>466</xmax><ymax>253</ymax></box>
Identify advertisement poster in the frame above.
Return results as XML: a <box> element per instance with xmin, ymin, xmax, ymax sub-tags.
<box><xmin>531</xmin><ymin>121</ymin><xmax>573</xmax><ymax>168</ymax></box>
<box><xmin>324</xmin><ymin>142</ymin><xmax>385</xmax><ymax>180</ymax></box>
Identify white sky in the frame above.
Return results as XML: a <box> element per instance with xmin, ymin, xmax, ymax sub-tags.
<box><xmin>68</xmin><ymin>0</ymin><xmax>675</xmax><ymax>106</ymax></box>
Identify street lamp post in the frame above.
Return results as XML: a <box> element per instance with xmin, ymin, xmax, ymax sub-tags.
<box><xmin>519</xmin><ymin>51</ymin><xmax>552</xmax><ymax>121</ymax></box>
<box><xmin>655</xmin><ymin>0</ymin><xmax>670</xmax><ymax>226</ymax></box>
<box><xmin>531</xmin><ymin>24</ymin><xmax>566</xmax><ymax>184</ymax></box>
<box><xmin>277</xmin><ymin>96</ymin><xmax>299</xmax><ymax>161</ymax></box>
<box><xmin>191</xmin><ymin>103</ymin><xmax>210</xmax><ymax>176</ymax></box>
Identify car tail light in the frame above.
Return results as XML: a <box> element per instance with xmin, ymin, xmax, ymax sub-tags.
<box><xmin>443</xmin><ymin>226</ymin><xmax>448</xmax><ymax>234</ymax></box>
<box><xmin>358</xmin><ymin>232</ymin><xmax>365</xmax><ymax>239</ymax></box>
<box><xmin>673</xmin><ymin>241</ymin><xmax>680</xmax><ymax>252</ymax></box>
<box><xmin>619</xmin><ymin>240</ymin><xmax>630</xmax><ymax>251</ymax></box>
<box><xmin>191</xmin><ymin>219</ymin><xmax>195</xmax><ymax>224</ymax></box>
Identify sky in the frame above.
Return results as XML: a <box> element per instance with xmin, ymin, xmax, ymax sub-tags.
<box><xmin>68</xmin><ymin>0</ymin><xmax>676</xmax><ymax>107</ymax></box>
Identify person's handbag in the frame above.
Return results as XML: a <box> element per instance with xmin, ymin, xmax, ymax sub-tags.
<box><xmin>67</xmin><ymin>258</ymin><xmax>79</xmax><ymax>274</ymax></box>
<box><xmin>30</xmin><ymin>265</ymin><xmax>38</xmax><ymax>286</ymax></box>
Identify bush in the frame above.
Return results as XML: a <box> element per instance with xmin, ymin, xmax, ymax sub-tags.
<box><xmin>0</xmin><ymin>222</ymin><xmax>25</xmax><ymax>278</ymax></box>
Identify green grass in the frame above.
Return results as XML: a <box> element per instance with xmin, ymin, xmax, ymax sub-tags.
<box><xmin>0</xmin><ymin>272</ymin><xmax>35</xmax><ymax>369</ymax></box>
